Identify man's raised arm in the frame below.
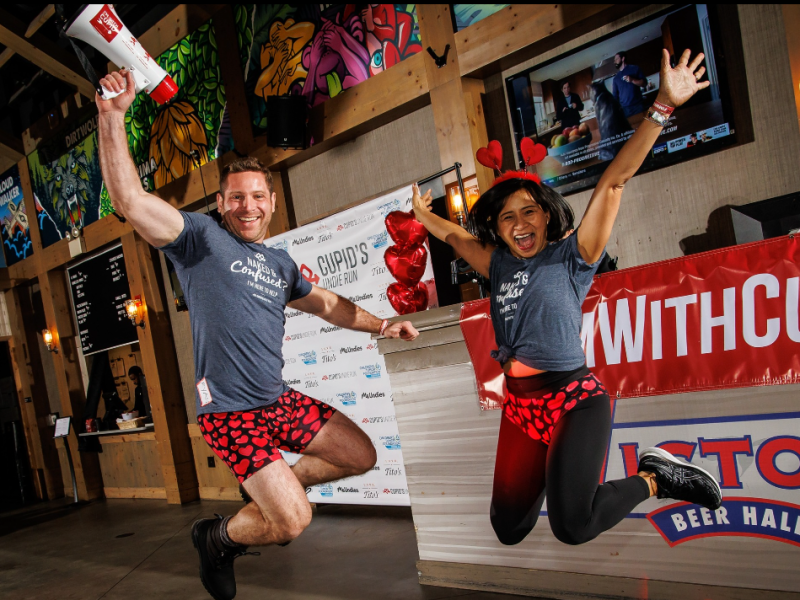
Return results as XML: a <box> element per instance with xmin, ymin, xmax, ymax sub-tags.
<box><xmin>97</xmin><ymin>69</ymin><xmax>184</xmax><ymax>248</ymax></box>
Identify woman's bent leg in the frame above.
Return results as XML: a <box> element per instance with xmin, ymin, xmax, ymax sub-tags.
<box><xmin>545</xmin><ymin>394</ymin><xmax>650</xmax><ymax>545</ymax></box>
<box><xmin>490</xmin><ymin>413</ymin><xmax>549</xmax><ymax>545</ymax></box>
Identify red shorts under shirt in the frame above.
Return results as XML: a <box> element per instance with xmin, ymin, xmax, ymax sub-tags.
<box><xmin>197</xmin><ymin>388</ymin><xmax>336</xmax><ymax>483</ymax></box>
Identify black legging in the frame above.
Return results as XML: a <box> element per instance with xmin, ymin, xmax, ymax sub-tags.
<box><xmin>490</xmin><ymin>376</ymin><xmax>650</xmax><ymax>545</ymax></box>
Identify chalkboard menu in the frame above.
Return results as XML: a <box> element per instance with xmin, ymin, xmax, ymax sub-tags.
<box><xmin>67</xmin><ymin>244</ymin><xmax>138</xmax><ymax>355</ymax></box>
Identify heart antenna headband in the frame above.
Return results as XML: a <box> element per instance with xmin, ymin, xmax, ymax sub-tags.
<box><xmin>475</xmin><ymin>137</ymin><xmax>547</xmax><ymax>186</ymax></box>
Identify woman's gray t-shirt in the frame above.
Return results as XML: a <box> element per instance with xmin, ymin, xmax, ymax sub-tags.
<box><xmin>159</xmin><ymin>212</ymin><xmax>312</xmax><ymax>416</ymax></box>
<box><xmin>489</xmin><ymin>232</ymin><xmax>603</xmax><ymax>371</ymax></box>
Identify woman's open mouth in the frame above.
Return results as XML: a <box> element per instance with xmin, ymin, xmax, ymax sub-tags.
<box><xmin>514</xmin><ymin>233</ymin><xmax>535</xmax><ymax>252</ymax></box>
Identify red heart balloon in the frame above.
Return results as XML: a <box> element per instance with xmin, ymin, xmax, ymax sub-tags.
<box><xmin>385</xmin><ymin>210</ymin><xmax>428</xmax><ymax>247</ymax></box>
<box><xmin>384</xmin><ymin>243</ymin><xmax>427</xmax><ymax>287</ymax></box>
<box><xmin>520</xmin><ymin>137</ymin><xmax>547</xmax><ymax>166</ymax></box>
<box><xmin>476</xmin><ymin>140</ymin><xmax>503</xmax><ymax>171</ymax></box>
<box><xmin>387</xmin><ymin>282</ymin><xmax>428</xmax><ymax>315</ymax></box>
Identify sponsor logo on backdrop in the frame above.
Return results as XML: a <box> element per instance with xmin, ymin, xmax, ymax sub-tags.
<box><xmin>286</xmin><ymin>330</ymin><xmax>316</xmax><ymax>341</ymax></box>
<box><xmin>317</xmin><ymin>231</ymin><xmax>333</xmax><ymax>243</ymax></box>
<box><xmin>284</xmin><ymin>378</ymin><xmax>301</xmax><ymax>386</ymax></box>
<box><xmin>300</xmin><ymin>264</ymin><xmax>320</xmax><ymax>285</ymax></box>
<box><xmin>368</xmin><ymin>231</ymin><xmax>388</xmax><ymax>249</ymax></box>
<box><xmin>317</xmin><ymin>243</ymin><xmax>369</xmax><ymax>289</ymax></box>
<box><xmin>299</xmin><ymin>351</ymin><xmax>317</xmax><ymax>365</ymax></box>
<box><xmin>366</xmin><ymin>343</ymin><xmax>377</xmax><ymax>351</ymax></box>
<box><xmin>336</xmin><ymin>213</ymin><xmax>374</xmax><ymax>231</ymax></box>
<box><xmin>337</xmin><ymin>391</ymin><xmax>357</xmax><ymax>406</ymax></box>
<box><xmin>362</xmin><ymin>415</ymin><xmax>396</xmax><ymax>424</ymax></box>
<box><xmin>383</xmin><ymin>488</ymin><xmax>408</xmax><ymax>495</ymax></box>
<box><xmin>385</xmin><ymin>465</ymin><xmax>404</xmax><ymax>476</ymax></box>
<box><xmin>362</xmin><ymin>483</ymin><xmax>379</xmax><ymax>499</ymax></box>
<box><xmin>292</xmin><ymin>235</ymin><xmax>314</xmax><ymax>246</ymax></box>
<box><xmin>285</xmin><ymin>358</ymin><xmax>297</xmax><ymax>365</ymax></box>
<box><xmin>315</xmin><ymin>484</ymin><xmax>333</xmax><ymax>497</ymax></box>
<box><xmin>322</xmin><ymin>371</ymin><xmax>357</xmax><ymax>381</ymax></box>
<box><xmin>268</xmin><ymin>239</ymin><xmax>289</xmax><ymax>252</ymax></box>
<box><xmin>377</xmin><ymin>199</ymin><xmax>401</xmax><ymax>217</ymax></box>
<box><xmin>380</xmin><ymin>435</ymin><xmax>401</xmax><ymax>450</ymax></box>
<box><xmin>321</xmin><ymin>352</ymin><xmax>336</xmax><ymax>363</ymax></box>
<box><xmin>286</xmin><ymin>309</ymin><xmax>303</xmax><ymax>319</ymax></box>
<box><xmin>340</xmin><ymin>346</ymin><xmax>363</xmax><ymax>354</ymax></box>
<box><xmin>361</xmin><ymin>391</ymin><xmax>385</xmax><ymax>399</ymax></box>
<box><xmin>320</xmin><ymin>326</ymin><xmax>343</xmax><ymax>334</ymax></box>
<box><xmin>348</xmin><ymin>293</ymin><xmax>373</xmax><ymax>303</ymax></box>
<box><xmin>360</xmin><ymin>364</ymin><xmax>382</xmax><ymax>379</ymax></box>
<box><xmin>337</xmin><ymin>486</ymin><xmax>360</xmax><ymax>493</ymax></box>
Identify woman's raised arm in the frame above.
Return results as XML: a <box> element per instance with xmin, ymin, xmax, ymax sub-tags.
<box><xmin>411</xmin><ymin>184</ymin><xmax>494</xmax><ymax>278</ymax></box>
<box><xmin>577</xmin><ymin>48</ymin><xmax>710</xmax><ymax>264</ymax></box>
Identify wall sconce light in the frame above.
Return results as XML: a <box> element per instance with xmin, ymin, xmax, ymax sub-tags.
<box><xmin>124</xmin><ymin>297</ymin><xmax>146</xmax><ymax>329</ymax></box>
<box><xmin>449</xmin><ymin>186</ymin><xmax>466</xmax><ymax>228</ymax></box>
<box><xmin>42</xmin><ymin>329</ymin><xmax>58</xmax><ymax>353</ymax></box>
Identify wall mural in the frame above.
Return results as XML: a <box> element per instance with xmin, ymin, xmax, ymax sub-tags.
<box><xmin>453</xmin><ymin>4</ymin><xmax>508</xmax><ymax>31</ymax></box>
<box><xmin>125</xmin><ymin>17</ymin><xmax>242</xmax><ymax>191</ymax></box>
<box><xmin>240</xmin><ymin>4</ymin><xmax>422</xmax><ymax>133</ymax></box>
<box><xmin>0</xmin><ymin>164</ymin><xmax>31</xmax><ymax>266</ymax></box>
<box><xmin>27</xmin><ymin>114</ymin><xmax>112</xmax><ymax>248</ymax></box>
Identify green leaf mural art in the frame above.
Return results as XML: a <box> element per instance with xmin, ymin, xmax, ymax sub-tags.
<box><xmin>125</xmin><ymin>21</ymin><xmax>230</xmax><ymax>191</ymax></box>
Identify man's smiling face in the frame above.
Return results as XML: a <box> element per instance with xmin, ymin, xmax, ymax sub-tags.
<box><xmin>217</xmin><ymin>171</ymin><xmax>276</xmax><ymax>243</ymax></box>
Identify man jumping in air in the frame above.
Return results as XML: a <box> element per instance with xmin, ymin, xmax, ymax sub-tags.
<box><xmin>97</xmin><ymin>69</ymin><xmax>419</xmax><ymax>600</ymax></box>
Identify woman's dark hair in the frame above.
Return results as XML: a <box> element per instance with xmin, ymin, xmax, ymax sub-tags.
<box><xmin>469</xmin><ymin>178</ymin><xmax>574</xmax><ymax>248</ymax></box>
<box><xmin>128</xmin><ymin>365</ymin><xmax>143</xmax><ymax>377</ymax></box>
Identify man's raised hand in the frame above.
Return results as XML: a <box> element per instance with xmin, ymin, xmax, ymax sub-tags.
<box><xmin>96</xmin><ymin>69</ymin><xmax>137</xmax><ymax>114</ymax></box>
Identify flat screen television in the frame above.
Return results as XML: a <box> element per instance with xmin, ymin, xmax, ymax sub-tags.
<box><xmin>505</xmin><ymin>4</ymin><xmax>738</xmax><ymax>194</ymax></box>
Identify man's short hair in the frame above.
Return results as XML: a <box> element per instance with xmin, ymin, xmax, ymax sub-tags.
<box><xmin>615</xmin><ymin>50</ymin><xmax>627</xmax><ymax>61</ymax></box>
<box><xmin>128</xmin><ymin>365</ymin><xmax>142</xmax><ymax>377</ymax></box>
<box><xmin>220</xmin><ymin>157</ymin><xmax>273</xmax><ymax>195</ymax></box>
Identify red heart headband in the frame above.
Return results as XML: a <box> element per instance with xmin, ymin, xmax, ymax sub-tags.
<box><xmin>476</xmin><ymin>137</ymin><xmax>546</xmax><ymax>187</ymax></box>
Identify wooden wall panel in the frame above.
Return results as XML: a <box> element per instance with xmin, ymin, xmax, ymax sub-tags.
<box><xmin>188</xmin><ymin>424</ymin><xmax>240</xmax><ymax>501</ymax></box>
<box><xmin>96</xmin><ymin>433</ymin><xmax>165</xmax><ymax>492</ymax></box>
<box><xmin>287</xmin><ymin>106</ymin><xmax>441</xmax><ymax>225</ymax></box>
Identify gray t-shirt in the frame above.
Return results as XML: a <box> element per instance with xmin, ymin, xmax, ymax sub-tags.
<box><xmin>159</xmin><ymin>212</ymin><xmax>312</xmax><ymax>415</ymax></box>
<box><xmin>489</xmin><ymin>232</ymin><xmax>603</xmax><ymax>371</ymax></box>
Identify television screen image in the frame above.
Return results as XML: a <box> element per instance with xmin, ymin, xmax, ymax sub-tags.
<box><xmin>506</xmin><ymin>4</ymin><xmax>736</xmax><ymax>194</ymax></box>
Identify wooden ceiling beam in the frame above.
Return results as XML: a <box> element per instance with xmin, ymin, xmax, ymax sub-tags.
<box><xmin>0</xmin><ymin>7</ymin><xmax>95</xmax><ymax>98</ymax></box>
<box><xmin>0</xmin><ymin>6</ymin><xmax>54</xmax><ymax>69</ymax></box>
<box><xmin>0</xmin><ymin>128</ymin><xmax>24</xmax><ymax>162</ymax></box>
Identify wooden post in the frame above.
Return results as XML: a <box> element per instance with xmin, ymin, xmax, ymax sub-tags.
<box><xmin>38</xmin><ymin>268</ymin><xmax>104</xmax><ymax>501</ymax></box>
<box><xmin>6</xmin><ymin>286</ymin><xmax>64</xmax><ymax>500</ymax></box>
<box><xmin>417</xmin><ymin>5</ymin><xmax>494</xmax><ymax>190</ymax></box>
<box><xmin>121</xmin><ymin>232</ymin><xmax>198</xmax><ymax>504</ymax></box>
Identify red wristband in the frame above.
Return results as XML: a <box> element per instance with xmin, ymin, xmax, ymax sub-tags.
<box><xmin>651</xmin><ymin>99</ymin><xmax>674</xmax><ymax>115</ymax></box>
<box><xmin>379</xmin><ymin>319</ymin><xmax>389</xmax><ymax>336</ymax></box>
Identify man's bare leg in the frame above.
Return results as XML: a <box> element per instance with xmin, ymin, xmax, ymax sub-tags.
<box><xmin>230</xmin><ymin>412</ymin><xmax>376</xmax><ymax>545</ymax></box>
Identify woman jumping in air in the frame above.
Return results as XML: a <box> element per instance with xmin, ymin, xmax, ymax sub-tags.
<box><xmin>412</xmin><ymin>49</ymin><xmax>722</xmax><ymax>546</ymax></box>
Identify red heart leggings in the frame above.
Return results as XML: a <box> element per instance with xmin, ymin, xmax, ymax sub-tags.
<box><xmin>491</xmin><ymin>368</ymin><xmax>650</xmax><ymax>545</ymax></box>
<box><xmin>197</xmin><ymin>388</ymin><xmax>335</xmax><ymax>483</ymax></box>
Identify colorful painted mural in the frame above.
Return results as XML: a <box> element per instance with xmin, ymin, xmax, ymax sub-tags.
<box><xmin>27</xmin><ymin>114</ymin><xmax>112</xmax><ymax>248</ymax></box>
<box><xmin>240</xmin><ymin>4</ymin><xmax>422</xmax><ymax>132</ymax></box>
<box><xmin>453</xmin><ymin>4</ymin><xmax>508</xmax><ymax>31</ymax></box>
<box><xmin>125</xmin><ymin>19</ymin><xmax>234</xmax><ymax>191</ymax></box>
<box><xmin>0</xmin><ymin>165</ymin><xmax>29</xmax><ymax>266</ymax></box>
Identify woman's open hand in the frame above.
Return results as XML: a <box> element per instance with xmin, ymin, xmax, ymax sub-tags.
<box><xmin>657</xmin><ymin>48</ymin><xmax>710</xmax><ymax>108</ymax></box>
<box><xmin>411</xmin><ymin>183</ymin><xmax>433</xmax><ymax>219</ymax></box>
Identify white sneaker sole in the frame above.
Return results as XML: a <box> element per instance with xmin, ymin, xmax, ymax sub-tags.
<box><xmin>639</xmin><ymin>446</ymin><xmax>723</xmax><ymax>501</ymax></box>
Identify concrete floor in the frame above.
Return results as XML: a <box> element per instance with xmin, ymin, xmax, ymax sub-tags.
<box><xmin>0</xmin><ymin>498</ymin><xmax>530</xmax><ymax>600</ymax></box>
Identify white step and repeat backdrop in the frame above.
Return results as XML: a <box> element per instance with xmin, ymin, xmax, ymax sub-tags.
<box><xmin>266</xmin><ymin>185</ymin><xmax>437</xmax><ymax>506</ymax></box>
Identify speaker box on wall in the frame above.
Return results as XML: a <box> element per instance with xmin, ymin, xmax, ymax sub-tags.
<box><xmin>266</xmin><ymin>95</ymin><xmax>307</xmax><ymax>149</ymax></box>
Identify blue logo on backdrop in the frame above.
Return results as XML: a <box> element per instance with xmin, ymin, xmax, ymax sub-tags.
<box><xmin>368</xmin><ymin>231</ymin><xmax>388</xmax><ymax>249</ymax></box>
<box><xmin>360</xmin><ymin>364</ymin><xmax>381</xmax><ymax>379</ymax></box>
<box><xmin>299</xmin><ymin>351</ymin><xmax>317</xmax><ymax>365</ymax></box>
<box><xmin>380</xmin><ymin>435</ymin><xmax>401</xmax><ymax>450</ymax></box>
<box><xmin>337</xmin><ymin>391</ymin><xmax>357</xmax><ymax>406</ymax></box>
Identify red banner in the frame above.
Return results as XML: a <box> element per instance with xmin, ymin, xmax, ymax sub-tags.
<box><xmin>460</xmin><ymin>236</ymin><xmax>800</xmax><ymax>410</ymax></box>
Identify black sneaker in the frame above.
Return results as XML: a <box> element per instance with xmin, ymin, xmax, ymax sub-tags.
<box><xmin>191</xmin><ymin>516</ymin><xmax>258</xmax><ymax>600</ymax></box>
<box><xmin>638</xmin><ymin>447</ymin><xmax>722</xmax><ymax>510</ymax></box>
